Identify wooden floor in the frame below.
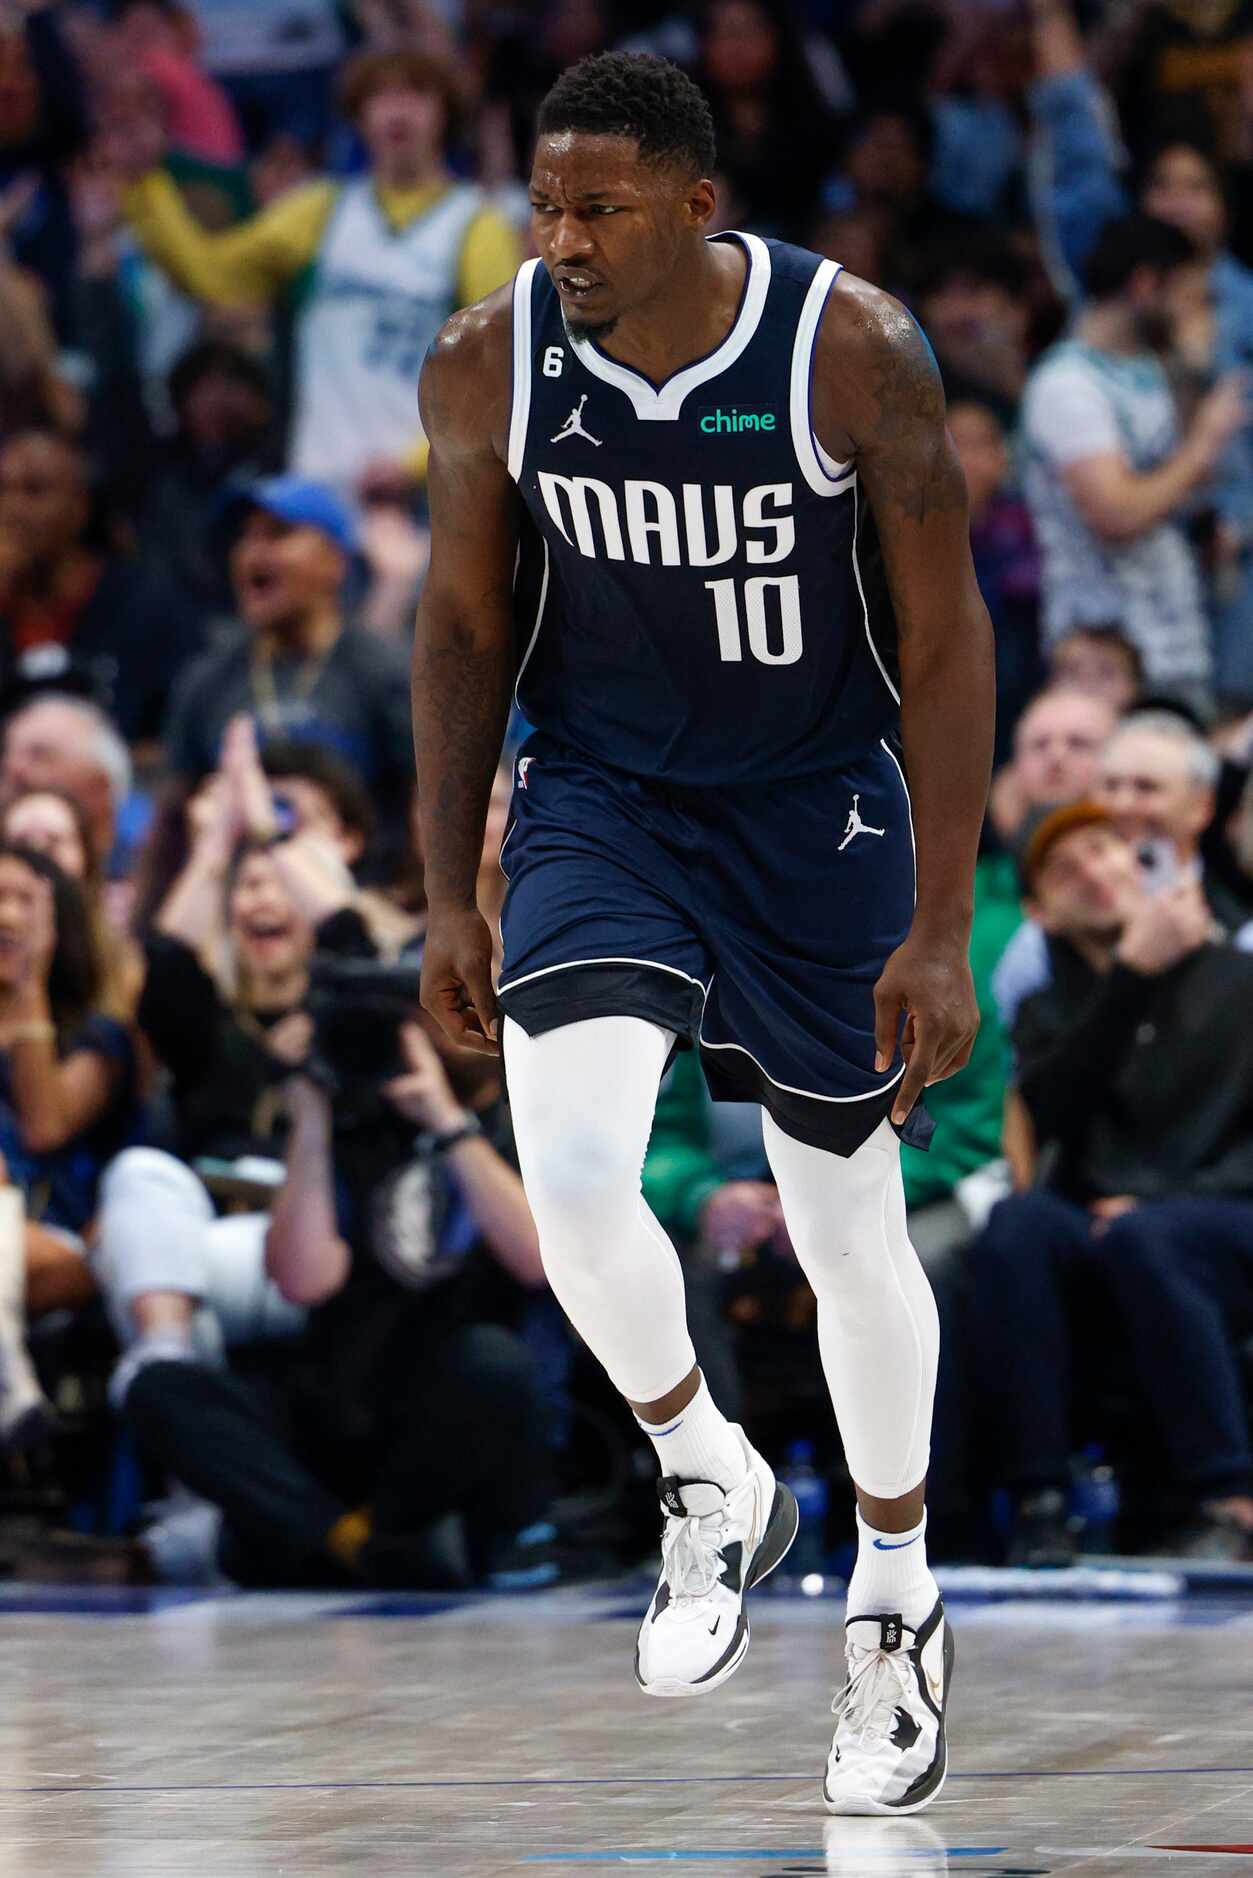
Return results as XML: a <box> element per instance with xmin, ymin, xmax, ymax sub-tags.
<box><xmin>0</xmin><ymin>1576</ymin><xmax>1250</xmax><ymax>1875</ymax></box>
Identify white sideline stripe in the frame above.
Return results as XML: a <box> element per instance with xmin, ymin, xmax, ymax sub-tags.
<box><xmin>790</xmin><ymin>259</ymin><xmax>853</xmax><ymax>496</ymax></box>
<box><xmin>853</xmin><ymin>481</ymin><xmax>902</xmax><ymax>706</ymax></box>
<box><xmin>506</xmin><ymin>258</ymin><xmax>540</xmax><ymax>483</ymax></box>
<box><xmin>567</xmin><ymin>233</ymin><xmax>771</xmax><ymax>421</ymax></box>
<box><xmin>498</xmin><ymin>956</ymin><xmax>711</xmax><ymax>997</ymax></box>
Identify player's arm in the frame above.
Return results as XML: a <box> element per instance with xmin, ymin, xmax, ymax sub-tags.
<box><xmin>413</xmin><ymin>291</ymin><xmax>519</xmax><ymax>1054</ymax></box>
<box><xmin>814</xmin><ymin>280</ymin><xmax>995</xmax><ymax>1124</ymax></box>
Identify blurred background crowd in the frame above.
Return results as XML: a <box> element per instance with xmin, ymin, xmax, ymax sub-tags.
<box><xmin>2</xmin><ymin>0</ymin><xmax>1253</xmax><ymax>1591</ymax></box>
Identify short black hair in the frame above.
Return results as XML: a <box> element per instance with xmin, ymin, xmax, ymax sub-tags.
<box><xmin>168</xmin><ymin>339</ymin><xmax>271</xmax><ymax>415</ymax></box>
<box><xmin>260</xmin><ymin>739</ymin><xmax>375</xmax><ymax>845</ymax></box>
<box><xmin>845</xmin><ymin>90</ymin><xmax>936</xmax><ymax>172</ymax></box>
<box><xmin>912</xmin><ymin>228</ymin><xmax>1031</xmax><ymax>303</ymax></box>
<box><xmin>537</xmin><ymin>52</ymin><xmax>717</xmax><ymax>177</ymax></box>
<box><xmin>1138</xmin><ymin>101</ymin><xmax>1221</xmax><ymax>181</ymax></box>
<box><xmin>1052</xmin><ymin>625</ymin><xmax>1146</xmax><ymax>687</ymax></box>
<box><xmin>0</xmin><ymin>844</ymin><xmax>100</xmax><ymax>1036</ymax></box>
<box><xmin>1083</xmin><ymin>212</ymin><xmax>1196</xmax><ymax>301</ymax></box>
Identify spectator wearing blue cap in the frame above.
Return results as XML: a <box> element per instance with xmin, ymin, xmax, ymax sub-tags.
<box><xmin>162</xmin><ymin>476</ymin><xmax>412</xmax><ymax>809</ymax></box>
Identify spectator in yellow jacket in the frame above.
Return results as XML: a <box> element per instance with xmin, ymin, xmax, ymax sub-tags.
<box><xmin>108</xmin><ymin>49</ymin><xmax>520</xmax><ymax>505</ymax></box>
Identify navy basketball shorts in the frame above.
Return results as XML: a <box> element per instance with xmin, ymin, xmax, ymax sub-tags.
<box><xmin>496</xmin><ymin>734</ymin><xmax>932</xmax><ymax>1158</ymax></box>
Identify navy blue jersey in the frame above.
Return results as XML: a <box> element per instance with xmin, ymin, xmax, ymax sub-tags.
<box><xmin>506</xmin><ymin>232</ymin><xmax>901</xmax><ymax>786</ymax></box>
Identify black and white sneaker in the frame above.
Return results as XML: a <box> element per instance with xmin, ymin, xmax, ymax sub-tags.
<box><xmin>823</xmin><ymin>1598</ymin><xmax>955</xmax><ymax>1815</ymax></box>
<box><xmin>635</xmin><ymin>1427</ymin><xmax>798</xmax><ymax>1699</ymax></box>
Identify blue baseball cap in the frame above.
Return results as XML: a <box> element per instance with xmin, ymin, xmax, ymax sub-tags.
<box><xmin>223</xmin><ymin>475</ymin><xmax>359</xmax><ymax>555</ymax></box>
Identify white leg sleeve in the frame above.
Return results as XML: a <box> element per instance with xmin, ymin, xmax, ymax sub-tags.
<box><xmin>504</xmin><ymin>1015</ymin><xmax>697</xmax><ymax>1403</ymax></box>
<box><xmin>763</xmin><ymin>1115</ymin><xmax>938</xmax><ymax>1500</ymax></box>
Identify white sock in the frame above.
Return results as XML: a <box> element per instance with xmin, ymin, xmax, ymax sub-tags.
<box><xmin>635</xmin><ymin>1373</ymin><xmax>747</xmax><ymax>1492</ymax></box>
<box><xmin>845</xmin><ymin>1508</ymin><xmax>938</xmax><ymax>1631</ymax></box>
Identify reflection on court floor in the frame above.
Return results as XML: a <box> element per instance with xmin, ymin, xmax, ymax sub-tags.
<box><xmin>0</xmin><ymin>1581</ymin><xmax>1249</xmax><ymax>1875</ymax></box>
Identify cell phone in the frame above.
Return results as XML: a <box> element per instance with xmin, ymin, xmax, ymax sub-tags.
<box><xmin>1136</xmin><ymin>838</ymin><xmax>1179</xmax><ymax>894</ymax></box>
<box><xmin>270</xmin><ymin>792</ymin><xmax>299</xmax><ymax>838</ymax></box>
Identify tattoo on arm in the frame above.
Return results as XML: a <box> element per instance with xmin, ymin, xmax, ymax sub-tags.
<box><xmin>412</xmin><ymin>588</ymin><xmax>514</xmax><ymax>897</ymax></box>
<box><xmin>855</xmin><ymin>302</ymin><xmax>966</xmax><ymax>533</ymax></box>
<box><xmin>411</xmin><ymin>312</ymin><xmax>517</xmax><ymax>907</ymax></box>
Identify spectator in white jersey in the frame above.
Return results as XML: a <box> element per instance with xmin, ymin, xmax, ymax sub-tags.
<box><xmin>106</xmin><ymin>49</ymin><xmax>520</xmax><ymax>504</ymax></box>
<box><xmin>1021</xmin><ymin>213</ymin><xmax>1248</xmax><ymax>698</ymax></box>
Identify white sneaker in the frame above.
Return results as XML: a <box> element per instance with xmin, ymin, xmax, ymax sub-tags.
<box><xmin>823</xmin><ymin>1598</ymin><xmax>954</xmax><ymax>1815</ymax></box>
<box><xmin>635</xmin><ymin>1427</ymin><xmax>798</xmax><ymax>1699</ymax></box>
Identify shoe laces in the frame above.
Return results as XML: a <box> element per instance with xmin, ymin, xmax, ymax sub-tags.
<box><xmin>831</xmin><ymin>1644</ymin><xmax>914</xmax><ymax>1748</ymax></box>
<box><xmin>661</xmin><ymin>1509</ymin><xmax>728</xmax><ymax>1603</ymax></box>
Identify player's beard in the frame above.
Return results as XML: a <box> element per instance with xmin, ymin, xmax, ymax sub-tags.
<box><xmin>562</xmin><ymin>311</ymin><xmax>619</xmax><ymax>343</ymax></box>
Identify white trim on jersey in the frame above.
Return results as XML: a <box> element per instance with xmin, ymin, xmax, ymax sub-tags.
<box><xmin>852</xmin><ymin>481</ymin><xmax>902</xmax><ymax>706</ymax></box>
<box><xmin>566</xmin><ymin>232</ymin><xmax>773</xmax><ymax>422</ymax></box>
<box><xmin>698</xmin><ymin>1018</ymin><xmax>908</xmax><ymax>1104</ymax></box>
<box><xmin>880</xmin><ymin>736</ymin><xmax>916</xmax><ymax>884</ymax></box>
<box><xmin>513</xmin><ymin>536</ymin><xmax>550</xmax><ymax>708</ymax></box>
<box><xmin>790</xmin><ymin>258</ymin><xmax>855</xmax><ymax>495</ymax></box>
<box><xmin>498</xmin><ymin>817</ymin><xmax>518</xmax><ymax>882</ymax></box>
<box><xmin>507</xmin><ymin>257</ymin><xmax>541</xmax><ymax>482</ymax></box>
<box><xmin>498</xmin><ymin>956</ymin><xmax>711</xmax><ymax>997</ymax></box>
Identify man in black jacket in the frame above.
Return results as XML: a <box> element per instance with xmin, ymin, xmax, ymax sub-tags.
<box><xmin>968</xmin><ymin>800</ymin><xmax>1253</xmax><ymax>1562</ymax></box>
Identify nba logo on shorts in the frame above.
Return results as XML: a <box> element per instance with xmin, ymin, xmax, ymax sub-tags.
<box><xmin>518</xmin><ymin>756</ymin><xmax>534</xmax><ymax>790</ymax></box>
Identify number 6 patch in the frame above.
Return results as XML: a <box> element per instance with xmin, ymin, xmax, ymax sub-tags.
<box><xmin>541</xmin><ymin>346</ymin><xmax>565</xmax><ymax>378</ymax></box>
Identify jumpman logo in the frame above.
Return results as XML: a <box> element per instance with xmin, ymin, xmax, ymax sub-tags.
<box><xmin>838</xmin><ymin>794</ymin><xmax>885</xmax><ymax>851</ymax></box>
<box><xmin>551</xmin><ymin>394</ymin><xmax>602</xmax><ymax>447</ymax></box>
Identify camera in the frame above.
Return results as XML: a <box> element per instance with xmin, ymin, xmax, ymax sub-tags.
<box><xmin>304</xmin><ymin>953</ymin><xmax>424</xmax><ymax>1132</ymax></box>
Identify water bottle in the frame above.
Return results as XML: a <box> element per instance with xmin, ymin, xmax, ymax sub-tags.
<box><xmin>1071</xmin><ymin>1445</ymin><xmax>1120</xmax><ymax>1556</ymax></box>
<box><xmin>781</xmin><ymin>1440</ymin><xmax>828</xmax><ymax>1578</ymax></box>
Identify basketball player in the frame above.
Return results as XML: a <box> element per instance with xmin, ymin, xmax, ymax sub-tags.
<box><xmin>413</xmin><ymin>54</ymin><xmax>994</xmax><ymax>1815</ymax></box>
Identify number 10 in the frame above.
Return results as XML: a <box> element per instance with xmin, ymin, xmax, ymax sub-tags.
<box><xmin>704</xmin><ymin>575</ymin><xmax>803</xmax><ymax>665</ymax></box>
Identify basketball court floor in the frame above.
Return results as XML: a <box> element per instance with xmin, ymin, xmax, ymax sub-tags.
<box><xmin>0</xmin><ymin>1573</ymin><xmax>1250</xmax><ymax>1875</ymax></box>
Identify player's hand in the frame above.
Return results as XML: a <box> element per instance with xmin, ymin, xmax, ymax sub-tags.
<box><xmin>1114</xmin><ymin>880</ymin><xmax>1213</xmax><ymax>976</ymax></box>
<box><xmin>420</xmin><ymin>903</ymin><xmax>500</xmax><ymax>1055</ymax></box>
<box><xmin>873</xmin><ymin>930</ymin><xmax>978</xmax><ymax>1128</ymax></box>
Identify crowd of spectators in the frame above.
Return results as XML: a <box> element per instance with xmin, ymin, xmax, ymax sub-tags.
<box><xmin>2</xmin><ymin>0</ymin><xmax>1253</xmax><ymax>1585</ymax></box>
